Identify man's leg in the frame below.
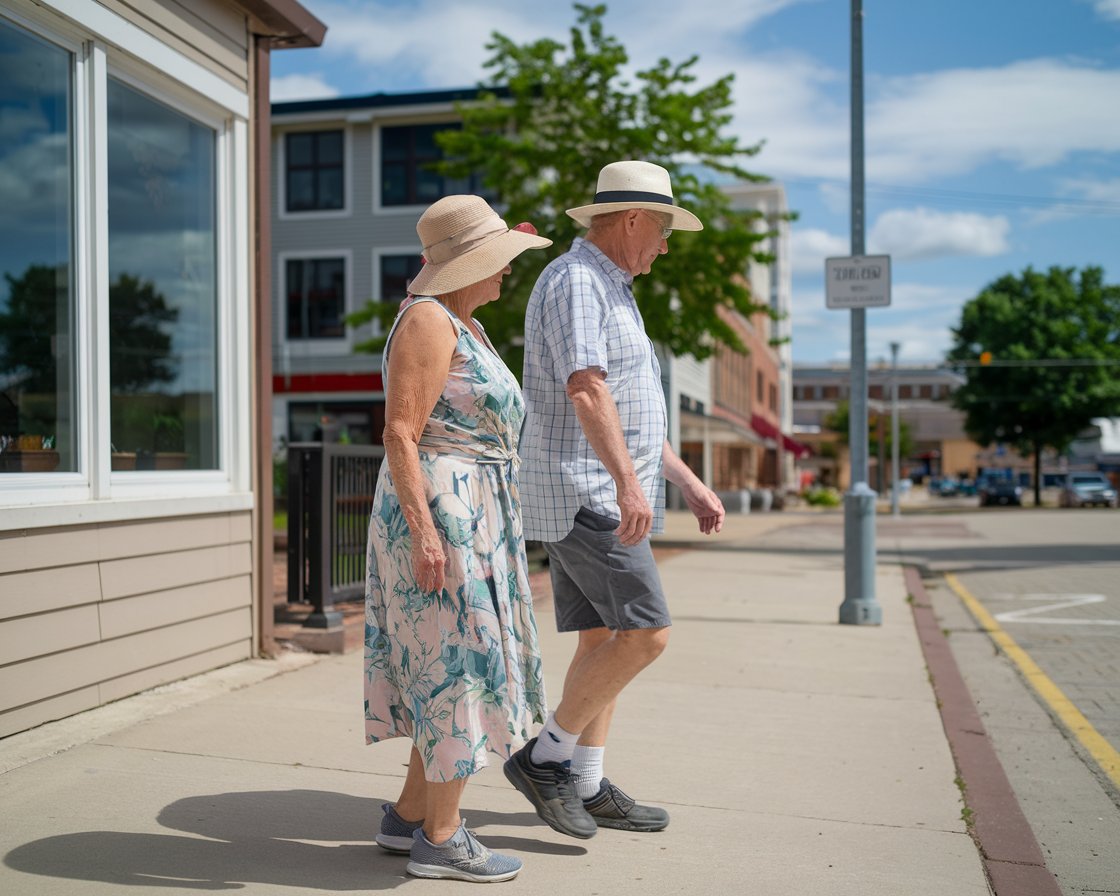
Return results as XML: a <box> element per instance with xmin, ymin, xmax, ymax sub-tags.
<box><xmin>552</xmin><ymin>626</ymin><xmax>668</xmax><ymax>736</ymax></box>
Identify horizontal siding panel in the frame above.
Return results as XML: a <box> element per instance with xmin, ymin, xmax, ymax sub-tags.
<box><xmin>0</xmin><ymin>528</ymin><xmax>104</xmax><ymax>575</ymax></box>
<box><xmin>97</xmin><ymin>514</ymin><xmax>245</xmax><ymax>562</ymax></box>
<box><xmin>230</xmin><ymin>510</ymin><xmax>252</xmax><ymax>544</ymax></box>
<box><xmin>0</xmin><ymin>564</ymin><xmax>102</xmax><ymax>621</ymax></box>
<box><xmin>100</xmin><ymin>543</ymin><xmax>252</xmax><ymax>601</ymax></box>
<box><xmin>0</xmin><ymin>686</ymin><xmax>100</xmax><ymax>740</ymax></box>
<box><xmin>98</xmin><ymin>639</ymin><xmax>250</xmax><ymax>704</ymax></box>
<box><xmin>0</xmin><ymin>605</ymin><xmax>102</xmax><ymax>667</ymax></box>
<box><xmin>0</xmin><ymin>641</ymin><xmax>103</xmax><ymax>711</ymax></box>
<box><xmin>96</xmin><ymin>607</ymin><xmax>252</xmax><ymax>683</ymax></box>
<box><xmin>100</xmin><ymin>0</ymin><xmax>248</xmax><ymax>88</ymax></box>
<box><xmin>0</xmin><ymin>608</ymin><xmax>251</xmax><ymax>711</ymax></box>
<box><xmin>99</xmin><ymin>575</ymin><xmax>251</xmax><ymax>640</ymax></box>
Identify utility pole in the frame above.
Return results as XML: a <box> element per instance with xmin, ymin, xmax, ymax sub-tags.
<box><xmin>890</xmin><ymin>341</ymin><xmax>901</xmax><ymax>518</ymax></box>
<box><xmin>838</xmin><ymin>0</ymin><xmax>882</xmax><ymax>626</ymax></box>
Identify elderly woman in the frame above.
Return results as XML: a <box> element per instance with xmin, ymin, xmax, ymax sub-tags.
<box><xmin>364</xmin><ymin>195</ymin><xmax>552</xmax><ymax>883</ymax></box>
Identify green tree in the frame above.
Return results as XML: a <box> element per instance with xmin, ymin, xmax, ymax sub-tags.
<box><xmin>108</xmin><ymin>272</ymin><xmax>179</xmax><ymax>393</ymax></box>
<box><xmin>347</xmin><ymin>3</ymin><xmax>779</xmax><ymax>372</ymax></box>
<box><xmin>823</xmin><ymin>400</ymin><xmax>914</xmax><ymax>460</ymax></box>
<box><xmin>945</xmin><ymin>265</ymin><xmax>1120</xmax><ymax>505</ymax></box>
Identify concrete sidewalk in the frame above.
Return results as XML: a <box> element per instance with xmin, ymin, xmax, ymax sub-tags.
<box><xmin>0</xmin><ymin>511</ymin><xmax>990</xmax><ymax>895</ymax></box>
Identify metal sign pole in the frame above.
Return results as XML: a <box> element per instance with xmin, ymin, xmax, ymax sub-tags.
<box><xmin>839</xmin><ymin>0</ymin><xmax>882</xmax><ymax>625</ymax></box>
<box><xmin>890</xmin><ymin>341</ymin><xmax>901</xmax><ymax>518</ymax></box>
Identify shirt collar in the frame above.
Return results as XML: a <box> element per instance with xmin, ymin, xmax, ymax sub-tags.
<box><xmin>572</xmin><ymin>237</ymin><xmax>634</xmax><ymax>288</ymax></box>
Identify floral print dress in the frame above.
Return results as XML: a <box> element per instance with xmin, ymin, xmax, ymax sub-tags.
<box><xmin>364</xmin><ymin>297</ymin><xmax>546</xmax><ymax>782</ymax></box>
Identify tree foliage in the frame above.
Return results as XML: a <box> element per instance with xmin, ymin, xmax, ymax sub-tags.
<box><xmin>348</xmin><ymin>3</ymin><xmax>779</xmax><ymax>371</ymax></box>
<box><xmin>823</xmin><ymin>400</ymin><xmax>914</xmax><ymax>460</ymax></box>
<box><xmin>945</xmin><ymin>265</ymin><xmax>1120</xmax><ymax>501</ymax></box>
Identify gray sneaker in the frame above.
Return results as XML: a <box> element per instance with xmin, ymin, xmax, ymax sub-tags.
<box><xmin>583</xmin><ymin>778</ymin><xmax>670</xmax><ymax>832</ymax></box>
<box><xmin>503</xmin><ymin>737</ymin><xmax>597</xmax><ymax>839</ymax></box>
<box><xmin>406</xmin><ymin>824</ymin><xmax>522</xmax><ymax>883</ymax></box>
<box><xmin>375</xmin><ymin>803</ymin><xmax>422</xmax><ymax>854</ymax></box>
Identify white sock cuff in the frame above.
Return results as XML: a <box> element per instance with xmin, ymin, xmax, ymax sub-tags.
<box><xmin>530</xmin><ymin>713</ymin><xmax>580</xmax><ymax>765</ymax></box>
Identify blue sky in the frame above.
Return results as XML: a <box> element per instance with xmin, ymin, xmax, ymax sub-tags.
<box><xmin>271</xmin><ymin>0</ymin><xmax>1120</xmax><ymax>365</ymax></box>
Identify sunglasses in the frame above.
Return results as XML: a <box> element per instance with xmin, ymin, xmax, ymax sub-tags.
<box><xmin>640</xmin><ymin>210</ymin><xmax>673</xmax><ymax>240</ymax></box>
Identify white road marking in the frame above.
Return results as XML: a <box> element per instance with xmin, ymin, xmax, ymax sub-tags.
<box><xmin>992</xmin><ymin>593</ymin><xmax>1120</xmax><ymax>625</ymax></box>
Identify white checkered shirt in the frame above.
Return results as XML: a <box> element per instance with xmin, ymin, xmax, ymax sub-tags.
<box><xmin>519</xmin><ymin>238</ymin><xmax>667</xmax><ymax>542</ymax></box>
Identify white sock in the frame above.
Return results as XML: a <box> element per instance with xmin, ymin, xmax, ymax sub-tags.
<box><xmin>571</xmin><ymin>745</ymin><xmax>605</xmax><ymax>799</ymax></box>
<box><xmin>530</xmin><ymin>714</ymin><xmax>579</xmax><ymax>765</ymax></box>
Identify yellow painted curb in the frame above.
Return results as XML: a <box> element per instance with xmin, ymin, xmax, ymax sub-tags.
<box><xmin>945</xmin><ymin>573</ymin><xmax>1120</xmax><ymax>790</ymax></box>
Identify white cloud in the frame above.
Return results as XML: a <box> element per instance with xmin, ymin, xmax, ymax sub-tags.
<box><xmin>791</xmin><ymin>280</ymin><xmax>969</xmax><ymax>363</ymax></box>
<box><xmin>791</xmin><ymin>227</ymin><xmax>849</xmax><ymax>275</ymax></box>
<box><xmin>1059</xmin><ymin>176</ymin><xmax>1120</xmax><ymax>203</ymax></box>
<box><xmin>271</xmin><ymin>74</ymin><xmax>340</xmax><ymax>102</ymax></box>
<box><xmin>1090</xmin><ymin>0</ymin><xmax>1120</xmax><ymax>20</ymax></box>
<box><xmin>865</xmin><ymin>61</ymin><xmax>1120</xmax><ymax>181</ymax></box>
<box><xmin>869</xmin><ymin>208</ymin><xmax>1010</xmax><ymax>261</ymax></box>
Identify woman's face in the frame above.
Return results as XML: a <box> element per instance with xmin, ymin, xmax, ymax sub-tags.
<box><xmin>461</xmin><ymin>264</ymin><xmax>512</xmax><ymax>308</ymax></box>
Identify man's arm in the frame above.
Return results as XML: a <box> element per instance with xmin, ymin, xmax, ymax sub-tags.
<box><xmin>566</xmin><ymin>368</ymin><xmax>653</xmax><ymax>546</ymax></box>
<box><xmin>662</xmin><ymin>440</ymin><xmax>725</xmax><ymax>535</ymax></box>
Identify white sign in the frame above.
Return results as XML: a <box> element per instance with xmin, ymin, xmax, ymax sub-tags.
<box><xmin>825</xmin><ymin>255</ymin><xmax>891</xmax><ymax>309</ymax></box>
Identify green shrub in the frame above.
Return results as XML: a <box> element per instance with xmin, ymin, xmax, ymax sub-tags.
<box><xmin>803</xmin><ymin>487</ymin><xmax>842</xmax><ymax>507</ymax></box>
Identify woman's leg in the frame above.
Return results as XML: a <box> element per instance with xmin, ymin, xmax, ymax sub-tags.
<box><xmin>393</xmin><ymin>746</ymin><xmax>428</xmax><ymax>822</ymax></box>
<box><xmin>423</xmin><ymin>776</ymin><xmax>468</xmax><ymax>844</ymax></box>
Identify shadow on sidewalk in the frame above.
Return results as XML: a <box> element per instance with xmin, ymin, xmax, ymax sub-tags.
<box><xmin>5</xmin><ymin>790</ymin><xmax>584</xmax><ymax>890</ymax></box>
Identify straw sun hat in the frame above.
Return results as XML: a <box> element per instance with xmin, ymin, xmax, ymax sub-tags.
<box><xmin>566</xmin><ymin>160</ymin><xmax>703</xmax><ymax>231</ymax></box>
<box><xmin>407</xmin><ymin>195</ymin><xmax>552</xmax><ymax>297</ymax></box>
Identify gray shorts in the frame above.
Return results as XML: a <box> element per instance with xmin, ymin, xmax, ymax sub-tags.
<box><xmin>544</xmin><ymin>506</ymin><xmax>671</xmax><ymax>633</ymax></box>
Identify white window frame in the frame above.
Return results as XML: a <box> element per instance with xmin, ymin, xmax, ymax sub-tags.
<box><xmin>277</xmin><ymin>124</ymin><xmax>353</xmax><ymax>221</ymax></box>
<box><xmin>278</xmin><ymin>249</ymin><xmax>353</xmax><ymax>356</ymax></box>
<box><xmin>0</xmin><ymin>1</ymin><xmax>252</xmax><ymax>528</ymax></box>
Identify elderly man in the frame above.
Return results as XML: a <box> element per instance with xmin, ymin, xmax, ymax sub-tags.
<box><xmin>505</xmin><ymin>160</ymin><xmax>725</xmax><ymax>838</ymax></box>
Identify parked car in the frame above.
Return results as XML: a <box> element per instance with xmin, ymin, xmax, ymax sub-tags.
<box><xmin>1059</xmin><ymin>473</ymin><xmax>1119</xmax><ymax>508</ymax></box>
<box><xmin>934</xmin><ymin>477</ymin><xmax>960</xmax><ymax>497</ymax></box>
<box><xmin>978</xmin><ymin>476</ymin><xmax>1022</xmax><ymax>507</ymax></box>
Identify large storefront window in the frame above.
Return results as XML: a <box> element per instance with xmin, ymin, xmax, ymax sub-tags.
<box><xmin>0</xmin><ymin>20</ymin><xmax>75</xmax><ymax>474</ymax></box>
<box><xmin>107</xmin><ymin>79</ymin><xmax>218</xmax><ymax>470</ymax></box>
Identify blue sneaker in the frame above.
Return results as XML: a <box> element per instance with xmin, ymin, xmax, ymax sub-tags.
<box><xmin>375</xmin><ymin>802</ymin><xmax>422</xmax><ymax>854</ymax></box>
<box><xmin>407</xmin><ymin>825</ymin><xmax>522</xmax><ymax>882</ymax></box>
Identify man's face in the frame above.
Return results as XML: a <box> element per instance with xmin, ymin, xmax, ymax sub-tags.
<box><xmin>621</xmin><ymin>209</ymin><xmax>670</xmax><ymax>276</ymax></box>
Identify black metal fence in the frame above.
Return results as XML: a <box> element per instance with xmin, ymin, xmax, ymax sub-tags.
<box><xmin>286</xmin><ymin>442</ymin><xmax>384</xmax><ymax>627</ymax></box>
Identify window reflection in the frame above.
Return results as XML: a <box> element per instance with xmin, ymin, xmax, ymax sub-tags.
<box><xmin>0</xmin><ymin>20</ymin><xmax>74</xmax><ymax>474</ymax></box>
<box><xmin>107</xmin><ymin>78</ymin><xmax>218</xmax><ymax>470</ymax></box>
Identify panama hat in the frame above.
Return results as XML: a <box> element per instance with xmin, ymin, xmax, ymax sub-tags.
<box><xmin>407</xmin><ymin>195</ymin><xmax>552</xmax><ymax>296</ymax></box>
<box><xmin>566</xmin><ymin>160</ymin><xmax>703</xmax><ymax>231</ymax></box>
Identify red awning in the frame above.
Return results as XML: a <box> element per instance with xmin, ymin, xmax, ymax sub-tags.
<box><xmin>782</xmin><ymin>432</ymin><xmax>812</xmax><ymax>459</ymax></box>
<box><xmin>751</xmin><ymin>414</ymin><xmax>812</xmax><ymax>459</ymax></box>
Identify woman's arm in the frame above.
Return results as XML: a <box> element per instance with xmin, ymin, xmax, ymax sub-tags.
<box><xmin>382</xmin><ymin>302</ymin><xmax>458</xmax><ymax>592</ymax></box>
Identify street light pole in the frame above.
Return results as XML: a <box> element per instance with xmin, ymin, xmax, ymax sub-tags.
<box><xmin>839</xmin><ymin>0</ymin><xmax>881</xmax><ymax>626</ymax></box>
<box><xmin>890</xmin><ymin>341</ymin><xmax>901</xmax><ymax>518</ymax></box>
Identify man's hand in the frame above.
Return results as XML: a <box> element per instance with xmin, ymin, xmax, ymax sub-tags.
<box><xmin>682</xmin><ymin>481</ymin><xmax>725</xmax><ymax>535</ymax></box>
<box><xmin>616</xmin><ymin>480</ymin><xmax>654</xmax><ymax>546</ymax></box>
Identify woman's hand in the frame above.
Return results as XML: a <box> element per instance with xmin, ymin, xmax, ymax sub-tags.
<box><xmin>411</xmin><ymin>524</ymin><xmax>447</xmax><ymax>594</ymax></box>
